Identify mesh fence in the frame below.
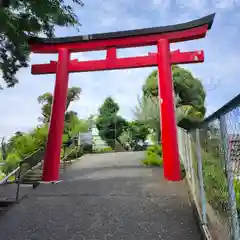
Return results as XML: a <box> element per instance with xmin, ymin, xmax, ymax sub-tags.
<box><xmin>177</xmin><ymin>97</ymin><xmax>240</xmax><ymax>240</ymax></box>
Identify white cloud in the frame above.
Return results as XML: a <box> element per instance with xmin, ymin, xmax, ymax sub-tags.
<box><xmin>152</xmin><ymin>0</ymin><xmax>170</xmax><ymax>6</ymax></box>
<box><xmin>212</xmin><ymin>0</ymin><xmax>235</xmax><ymax>9</ymax></box>
<box><xmin>175</xmin><ymin>0</ymin><xmax>207</xmax><ymax>11</ymax></box>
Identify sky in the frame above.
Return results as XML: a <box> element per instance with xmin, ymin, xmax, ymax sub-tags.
<box><xmin>1</xmin><ymin>0</ymin><xmax>240</xmax><ymax>139</ymax></box>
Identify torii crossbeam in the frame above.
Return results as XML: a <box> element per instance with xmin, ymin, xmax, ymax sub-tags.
<box><xmin>29</xmin><ymin>13</ymin><xmax>215</xmax><ymax>182</ymax></box>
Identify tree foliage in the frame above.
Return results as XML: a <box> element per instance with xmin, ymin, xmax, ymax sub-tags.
<box><xmin>1</xmin><ymin>137</ymin><xmax>7</xmax><ymax>160</ymax></box>
<box><xmin>0</xmin><ymin>86</ymin><xmax>88</xmax><ymax>175</ymax></box>
<box><xmin>96</xmin><ymin>97</ymin><xmax>127</xmax><ymax>149</ymax></box>
<box><xmin>64</xmin><ymin>110</ymin><xmax>89</xmax><ymax>138</ymax></box>
<box><xmin>38</xmin><ymin>87</ymin><xmax>81</xmax><ymax>123</ymax></box>
<box><xmin>37</xmin><ymin>93</ymin><xmax>53</xmax><ymax>123</ymax></box>
<box><xmin>120</xmin><ymin>120</ymin><xmax>150</xmax><ymax>149</ymax></box>
<box><xmin>30</xmin><ymin>124</ymin><xmax>49</xmax><ymax>148</ymax></box>
<box><xmin>135</xmin><ymin>66</ymin><xmax>206</xmax><ymax>134</ymax></box>
<box><xmin>142</xmin><ymin>66</ymin><xmax>206</xmax><ymax>114</ymax></box>
<box><xmin>0</xmin><ymin>0</ymin><xmax>84</xmax><ymax>88</ymax></box>
<box><xmin>134</xmin><ymin>96</ymin><xmax>161</xmax><ymax>142</ymax></box>
<box><xmin>37</xmin><ymin>87</ymin><xmax>85</xmax><ymax>143</ymax></box>
<box><xmin>7</xmin><ymin>132</ymin><xmax>38</xmax><ymax>158</ymax></box>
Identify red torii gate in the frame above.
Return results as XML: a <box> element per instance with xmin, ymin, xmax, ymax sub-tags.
<box><xmin>28</xmin><ymin>13</ymin><xmax>215</xmax><ymax>182</ymax></box>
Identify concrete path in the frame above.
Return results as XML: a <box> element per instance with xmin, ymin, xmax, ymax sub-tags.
<box><xmin>0</xmin><ymin>152</ymin><xmax>201</xmax><ymax>239</ymax></box>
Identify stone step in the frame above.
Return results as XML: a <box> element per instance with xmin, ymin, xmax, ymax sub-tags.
<box><xmin>0</xmin><ymin>199</ymin><xmax>15</xmax><ymax>207</ymax></box>
<box><xmin>23</xmin><ymin>177</ymin><xmax>41</xmax><ymax>181</ymax></box>
<box><xmin>21</xmin><ymin>180</ymin><xmax>40</xmax><ymax>185</ymax></box>
<box><xmin>22</xmin><ymin>174</ymin><xmax>40</xmax><ymax>179</ymax></box>
<box><xmin>24</xmin><ymin>172</ymin><xmax>41</xmax><ymax>175</ymax></box>
<box><xmin>20</xmin><ymin>160</ymin><xmax>73</xmax><ymax>184</ymax></box>
<box><xmin>22</xmin><ymin>174</ymin><xmax>41</xmax><ymax>180</ymax></box>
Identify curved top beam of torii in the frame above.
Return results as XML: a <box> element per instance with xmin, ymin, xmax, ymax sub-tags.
<box><xmin>29</xmin><ymin>13</ymin><xmax>215</xmax><ymax>53</ymax></box>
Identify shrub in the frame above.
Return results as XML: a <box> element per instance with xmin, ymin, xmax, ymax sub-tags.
<box><xmin>93</xmin><ymin>147</ymin><xmax>113</xmax><ymax>153</ymax></box>
<box><xmin>103</xmin><ymin>147</ymin><xmax>113</xmax><ymax>152</ymax></box>
<box><xmin>142</xmin><ymin>145</ymin><xmax>163</xmax><ymax>167</ymax></box>
<box><xmin>142</xmin><ymin>152</ymin><xmax>163</xmax><ymax>166</ymax></box>
<box><xmin>2</xmin><ymin>152</ymin><xmax>21</xmax><ymax>174</ymax></box>
<box><xmin>147</xmin><ymin>145</ymin><xmax>162</xmax><ymax>157</ymax></box>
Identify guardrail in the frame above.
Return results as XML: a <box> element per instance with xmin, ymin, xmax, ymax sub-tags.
<box><xmin>178</xmin><ymin>94</ymin><xmax>240</xmax><ymax>240</ymax></box>
<box><xmin>0</xmin><ymin>134</ymin><xmax>80</xmax><ymax>202</ymax></box>
<box><xmin>0</xmin><ymin>166</ymin><xmax>20</xmax><ymax>185</ymax></box>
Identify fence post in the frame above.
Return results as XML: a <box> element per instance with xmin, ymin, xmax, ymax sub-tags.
<box><xmin>219</xmin><ymin>115</ymin><xmax>240</xmax><ymax>240</ymax></box>
<box><xmin>16</xmin><ymin>167</ymin><xmax>21</xmax><ymax>201</ymax></box>
<box><xmin>182</xmin><ymin>131</ymin><xmax>189</xmax><ymax>174</ymax></box>
<box><xmin>195</xmin><ymin>128</ymin><xmax>207</xmax><ymax>224</ymax></box>
<box><xmin>187</xmin><ymin>130</ymin><xmax>197</xmax><ymax>203</ymax></box>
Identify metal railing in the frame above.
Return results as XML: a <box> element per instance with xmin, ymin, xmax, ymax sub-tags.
<box><xmin>0</xmin><ymin>166</ymin><xmax>20</xmax><ymax>185</ymax></box>
<box><xmin>15</xmin><ymin>148</ymin><xmax>45</xmax><ymax>200</ymax></box>
<box><xmin>0</xmin><ymin>135</ymin><xmax>80</xmax><ymax>201</ymax></box>
<box><xmin>178</xmin><ymin>94</ymin><xmax>240</xmax><ymax>240</ymax></box>
<box><xmin>0</xmin><ymin>148</ymin><xmax>45</xmax><ymax>201</ymax></box>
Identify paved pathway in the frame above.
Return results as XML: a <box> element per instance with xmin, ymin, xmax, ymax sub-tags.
<box><xmin>0</xmin><ymin>152</ymin><xmax>201</xmax><ymax>239</ymax></box>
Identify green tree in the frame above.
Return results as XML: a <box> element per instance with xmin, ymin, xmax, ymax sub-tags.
<box><xmin>30</xmin><ymin>124</ymin><xmax>49</xmax><ymax>148</ymax></box>
<box><xmin>37</xmin><ymin>93</ymin><xmax>53</xmax><ymax>123</ymax></box>
<box><xmin>0</xmin><ymin>0</ymin><xmax>84</xmax><ymax>88</ymax></box>
<box><xmin>135</xmin><ymin>66</ymin><xmax>206</xmax><ymax>134</ymax></box>
<box><xmin>120</xmin><ymin>120</ymin><xmax>150</xmax><ymax>149</ymax></box>
<box><xmin>134</xmin><ymin>96</ymin><xmax>161</xmax><ymax>143</ymax></box>
<box><xmin>64</xmin><ymin>111</ymin><xmax>89</xmax><ymax>139</ymax></box>
<box><xmin>1</xmin><ymin>137</ymin><xmax>8</xmax><ymax>160</ymax></box>
<box><xmin>7</xmin><ymin>132</ymin><xmax>38</xmax><ymax>158</ymax></box>
<box><xmin>96</xmin><ymin>97</ymin><xmax>127</xmax><ymax>149</ymax></box>
<box><xmin>38</xmin><ymin>87</ymin><xmax>81</xmax><ymax>123</ymax></box>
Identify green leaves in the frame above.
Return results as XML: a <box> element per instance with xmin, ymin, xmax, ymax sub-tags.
<box><xmin>124</xmin><ymin>120</ymin><xmax>150</xmax><ymax>149</ymax></box>
<box><xmin>7</xmin><ymin>132</ymin><xmax>38</xmax><ymax>158</ymax></box>
<box><xmin>38</xmin><ymin>87</ymin><xmax>81</xmax><ymax>124</ymax></box>
<box><xmin>66</xmin><ymin>87</ymin><xmax>81</xmax><ymax>110</ymax></box>
<box><xmin>96</xmin><ymin>97</ymin><xmax>127</xmax><ymax>149</ymax></box>
<box><xmin>0</xmin><ymin>0</ymin><xmax>83</xmax><ymax>88</ymax></box>
<box><xmin>142</xmin><ymin>145</ymin><xmax>163</xmax><ymax>167</ymax></box>
<box><xmin>99</xmin><ymin>97</ymin><xmax>119</xmax><ymax>116</ymax></box>
<box><xmin>64</xmin><ymin>111</ymin><xmax>89</xmax><ymax>138</ymax></box>
<box><xmin>137</xmin><ymin>65</ymin><xmax>206</xmax><ymax>131</ymax></box>
<box><xmin>2</xmin><ymin>152</ymin><xmax>21</xmax><ymax>174</ymax></box>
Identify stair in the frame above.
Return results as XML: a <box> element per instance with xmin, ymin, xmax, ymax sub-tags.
<box><xmin>21</xmin><ymin>168</ymin><xmax>42</xmax><ymax>184</ymax></box>
<box><xmin>21</xmin><ymin>161</ymin><xmax>73</xmax><ymax>184</ymax></box>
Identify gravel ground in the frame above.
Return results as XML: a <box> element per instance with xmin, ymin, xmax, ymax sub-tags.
<box><xmin>0</xmin><ymin>152</ymin><xmax>201</xmax><ymax>240</ymax></box>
